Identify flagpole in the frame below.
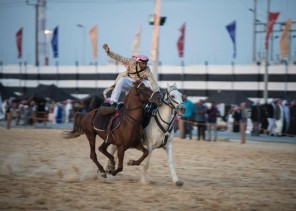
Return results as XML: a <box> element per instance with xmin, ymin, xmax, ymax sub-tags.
<box><xmin>150</xmin><ymin>0</ymin><xmax>161</xmax><ymax>83</ymax></box>
<box><xmin>263</xmin><ymin>0</ymin><xmax>270</xmax><ymax>104</ymax></box>
<box><xmin>181</xmin><ymin>60</ymin><xmax>184</xmax><ymax>92</ymax></box>
<box><xmin>56</xmin><ymin>60</ymin><xmax>59</xmax><ymax>86</ymax></box>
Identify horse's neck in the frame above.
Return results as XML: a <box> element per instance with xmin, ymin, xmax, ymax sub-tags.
<box><xmin>157</xmin><ymin>102</ymin><xmax>175</xmax><ymax>122</ymax></box>
<box><xmin>124</xmin><ymin>90</ymin><xmax>143</xmax><ymax>119</ymax></box>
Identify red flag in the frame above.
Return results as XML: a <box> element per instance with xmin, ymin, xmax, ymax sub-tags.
<box><xmin>265</xmin><ymin>12</ymin><xmax>280</xmax><ymax>49</ymax></box>
<box><xmin>16</xmin><ymin>28</ymin><xmax>23</xmax><ymax>58</ymax></box>
<box><xmin>177</xmin><ymin>23</ymin><xmax>185</xmax><ymax>58</ymax></box>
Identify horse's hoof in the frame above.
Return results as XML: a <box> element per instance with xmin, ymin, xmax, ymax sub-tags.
<box><xmin>176</xmin><ymin>180</ymin><xmax>184</xmax><ymax>186</ymax></box>
<box><xmin>127</xmin><ymin>160</ymin><xmax>135</xmax><ymax>166</ymax></box>
<box><xmin>97</xmin><ymin>169</ymin><xmax>107</xmax><ymax>178</ymax></box>
<box><xmin>127</xmin><ymin>160</ymin><xmax>137</xmax><ymax>166</ymax></box>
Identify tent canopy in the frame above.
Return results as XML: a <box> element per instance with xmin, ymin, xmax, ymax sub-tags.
<box><xmin>0</xmin><ymin>83</ymin><xmax>17</xmax><ymax>100</ymax></box>
<box><xmin>22</xmin><ymin>84</ymin><xmax>77</xmax><ymax>102</ymax></box>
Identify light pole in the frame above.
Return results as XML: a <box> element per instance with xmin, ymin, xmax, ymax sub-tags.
<box><xmin>44</xmin><ymin>29</ymin><xmax>52</xmax><ymax>66</ymax></box>
<box><xmin>76</xmin><ymin>24</ymin><xmax>86</xmax><ymax>65</ymax></box>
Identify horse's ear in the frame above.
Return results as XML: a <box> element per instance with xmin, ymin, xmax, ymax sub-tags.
<box><xmin>173</xmin><ymin>82</ymin><xmax>177</xmax><ymax>88</ymax></box>
<box><xmin>167</xmin><ymin>83</ymin><xmax>170</xmax><ymax>88</ymax></box>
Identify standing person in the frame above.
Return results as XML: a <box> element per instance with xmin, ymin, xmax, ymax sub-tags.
<box><xmin>181</xmin><ymin>95</ymin><xmax>194</xmax><ymax>140</ymax></box>
<box><xmin>250</xmin><ymin>101</ymin><xmax>261</xmax><ymax>136</ymax></box>
<box><xmin>102</xmin><ymin>43</ymin><xmax>160</xmax><ymax>109</ymax></box>
<box><xmin>266</xmin><ymin>99</ymin><xmax>276</xmax><ymax>135</ymax></box>
<box><xmin>232</xmin><ymin>106</ymin><xmax>241</xmax><ymax>133</ymax></box>
<box><xmin>273</xmin><ymin>98</ymin><xmax>284</xmax><ymax>136</ymax></box>
<box><xmin>194</xmin><ymin>99</ymin><xmax>207</xmax><ymax>141</ymax></box>
<box><xmin>289</xmin><ymin>100</ymin><xmax>296</xmax><ymax>136</ymax></box>
<box><xmin>64</xmin><ymin>99</ymin><xmax>73</xmax><ymax>124</ymax></box>
<box><xmin>282</xmin><ymin>100</ymin><xmax>290</xmax><ymax>135</ymax></box>
<box><xmin>206</xmin><ymin>102</ymin><xmax>220</xmax><ymax>142</ymax></box>
<box><xmin>240</xmin><ymin>102</ymin><xmax>248</xmax><ymax>144</ymax></box>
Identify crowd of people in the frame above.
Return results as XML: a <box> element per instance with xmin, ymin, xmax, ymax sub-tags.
<box><xmin>0</xmin><ymin>96</ymin><xmax>99</xmax><ymax>128</ymax></box>
<box><xmin>175</xmin><ymin>97</ymin><xmax>296</xmax><ymax>142</ymax></box>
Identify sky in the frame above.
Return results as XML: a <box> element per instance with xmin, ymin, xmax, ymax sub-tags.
<box><xmin>0</xmin><ymin>0</ymin><xmax>295</xmax><ymax>66</ymax></box>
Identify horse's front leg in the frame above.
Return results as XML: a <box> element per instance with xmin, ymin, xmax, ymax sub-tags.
<box><xmin>98</xmin><ymin>142</ymin><xmax>115</xmax><ymax>169</ymax></box>
<box><xmin>140</xmin><ymin>143</ymin><xmax>153</xmax><ymax>185</ymax></box>
<box><xmin>86</xmin><ymin>133</ymin><xmax>106</xmax><ymax>178</ymax></box>
<box><xmin>127</xmin><ymin>144</ymin><xmax>149</xmax><ymax>166</ymax></box>
<box><xmin>111</xmin><ymin>146</ymin><xmax>125</xmax><ymax>176</ymax></box>
<box><xmin>104</xmin><ymin>144</ymin><xmax>117</xmax><ymax>173</ymax></box>
<box><xmin>165</xmin><ymin>139</ymin><xmax>183</xmax><ymax>186</ymax></box>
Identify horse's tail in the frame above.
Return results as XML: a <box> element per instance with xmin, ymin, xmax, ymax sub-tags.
<box><xmin>62</xmin><ymin>112</ymin><xmax>86</xmax><ymax>139</ymax></box>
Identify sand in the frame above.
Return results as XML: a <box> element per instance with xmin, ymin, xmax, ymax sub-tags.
<box><xmin>0</xmin><ymin>126</ymin><xmax>295</xmax><ymax>211</ymax></box>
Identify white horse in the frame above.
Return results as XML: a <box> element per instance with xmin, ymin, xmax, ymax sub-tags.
<box><xmin>105</xmin><ymin>83</ymin><xmax>185</xmax><ymax>186</ymax></box>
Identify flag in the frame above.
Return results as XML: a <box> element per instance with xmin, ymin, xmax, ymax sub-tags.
<box><xmin>89</xmin><ymin>25</ymin><xmax>98</xmax><ymax>60</ymax></box>
<box><xmin>51</xmin><ymin>26</ymin><xmax>58</xmax><ymax>58</ymax></box>
<box><xmin>16</xmin><ymin>28</ymin><xmax>23</xmax><ymax>58</ymax></box>
<box><xmin>132</xmin><ymin>27</ymin><xmax>141</xmax><ymax>56</ymax></box>
<box><xmin>265</xmin><ymin>12</ymin><xmax>280</xmax><ymax>49</ymax></box>
<box><xmin>177</xmin><ymin>23</ymin><xmax>186</xmax><ymax>58</ymax></box>
<box><xmin>150</xmin><ymin>0</ymin><xmax>160</xmax><ymax>62</ymax></box>
<box><xmin>225</xmin><ymin>21</ymin><xmax>236</xmax><ymax>59</ymax></box>
<box><xmin>279</xmin><ymin>19</ymin><xmax>292</xmax><ymax>59</ymax></box>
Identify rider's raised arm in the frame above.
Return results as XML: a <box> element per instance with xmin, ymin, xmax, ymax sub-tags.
<box><xmin>103</xmin><ymin>44</ymin><xmax>134</xmax><ymax>66</ymax></box>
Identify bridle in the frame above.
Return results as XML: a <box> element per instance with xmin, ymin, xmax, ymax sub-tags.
<box><xmin>152</xmin><ymin>87</ymin><xmax>183</xmax><ymax>147</ymax></box>
<box><xmin>163</xmin><ymin>88</ymin><xmax>184</xmax><ymax>116</ymax></box>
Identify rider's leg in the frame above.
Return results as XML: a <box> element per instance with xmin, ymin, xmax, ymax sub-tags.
<box><xmin>110</xmin><ymin>77</ymin><xmax>133</xmax><ymax>104</ymax></box>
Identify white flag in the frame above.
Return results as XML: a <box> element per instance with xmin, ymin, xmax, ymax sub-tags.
<box><xmin>131</xmin><ymin>27</ymin><xmax>141</xmax><ymax>56</ymax></box>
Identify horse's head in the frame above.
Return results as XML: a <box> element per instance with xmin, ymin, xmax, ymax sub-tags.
<box><xmin>133</xmin><ymin>80</ymin><xmax>162</xmax><ymax>106</ymax></box>
<box><xmin>164</xmin><ymin>83</ymin><xmax>185</xmax><ymax>116</ymax></box>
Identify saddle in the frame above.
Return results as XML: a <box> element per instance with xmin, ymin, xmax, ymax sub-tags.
<box><xmin>94</xmin><ymin>103</ymin><xmax>123</xmax><ymax>131</ymax></box>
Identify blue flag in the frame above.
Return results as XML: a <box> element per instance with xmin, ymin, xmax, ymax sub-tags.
<box><xmin>225</xmin><ymin>21</ymin><xmax>236</xmax><ymax>59</ymax></box>
<box><xmin>51</xmin><ymin>26</ymin><xmax>58</xmax><ymax>58</ymax></box>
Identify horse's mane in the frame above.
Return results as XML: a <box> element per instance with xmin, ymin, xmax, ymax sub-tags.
<box><xmin>167</xmin><ymin>84</ymin><xmax>177</xmax><ymax>93</ymax></box>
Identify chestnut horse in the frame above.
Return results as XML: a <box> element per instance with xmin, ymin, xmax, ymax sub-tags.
<box><xmin>62</xmin><ymin>80</ymin><xmax>162</xmax><ymax>178</ymax></box>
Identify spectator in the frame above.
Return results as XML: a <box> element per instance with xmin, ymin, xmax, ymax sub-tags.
<box><xmin>232</xmin><ymin>106</ymin><xmax>241</xmax><ymax>133</ymax></box>
<box><xmin>266</xmin><ymin>99</ymin><xmax>276</xmax><ymax>135</ymax></box>
<box><xmin>206</xmin><ymin>102</ymin><xmax>220</xmax><ymax>142</ymax></box>
<box><xmin>289</xmin><ymin>100</ymin><xmax>296</xmax><ymax>136</ymax></box>
<box><xmin>53</xmin><ymin>102</ymin><xmax>63</xmax><ymax>124</ymax></box>
<box><xmin>180</xmin><ymin>95</ymin><xmax>194</xmax><ymax>140</ymax></box>
<box><xmin>194</xmin><ymin>99</ymin><xmax>207</xmax><ymax>141</ymax></box>
<box><xmin>64</xmin><ymin>99</ymin><xmax>73</xmax><ymax>124</ymax></box>
<box><xmin>250</xmin><ymin>101</ymin><xmax>261</xmax><ymax>136</ymax></box>
<box><xmin>282</xmin><ymin>100</ymin><xmax>290</xmax><ymax>135</ymax></box>
<box><xmin>272</xmin><ymin>98</ymin><xmax>284</xmax><ymax>136</ymax></box>
<box><xmin>240</xmin><ymin>102</ymin><xmax>248</xmax><ymax>144</ymax></box>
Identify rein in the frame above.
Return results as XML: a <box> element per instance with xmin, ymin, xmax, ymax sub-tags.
<box><xmin>153</xmin><ymin>89</ymin><xmax>180</xmax><ymax>148</ymax></box>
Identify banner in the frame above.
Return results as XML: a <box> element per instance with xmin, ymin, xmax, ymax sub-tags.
<box><xmin>51</xmin><ymin>26</ymin><xmax>58</xmax><ymax>58</ymax></box>
<box><xmin>16</xmin><ymin>28</ymin><xmax>23</xmax><ymax>58</ymax></box>
<box><xmin>131</xmin><ymin>27</ymin><xmax>141</xmax><ymax>56</ymax></box>
<box><xmin>225</xmin><ymin>21</ymin><xmax>236</xmax><ymax>59</ymax></box>
<box><xmin>150</xmin><ymin>0</ymin><xmax>160</xmax><ymax>62</ymax></box>
<box><xmin>265</xmin><ymin>12</ymin><xmax>280</xmax><ymax>49</ymax></box>
<box><xmin>177</xmin><ymin>23</ymin><xmax>186</xmax><ymax>58</ymax></box>
<box><xmin>279</xmin><ymin>19</ymin><xmax>292</xmax><ymax>59</ymax></box>
<box><xmin>89</xmin><ymin>25</ymin><xmax>98</xmax><ymax>60</ymax></box>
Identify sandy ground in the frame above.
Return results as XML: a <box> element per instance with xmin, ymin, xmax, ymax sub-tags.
<box><xmin>0</xmin><ymin>127</ymin><xmax>295</xmax><ymax>211</ymax></box>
